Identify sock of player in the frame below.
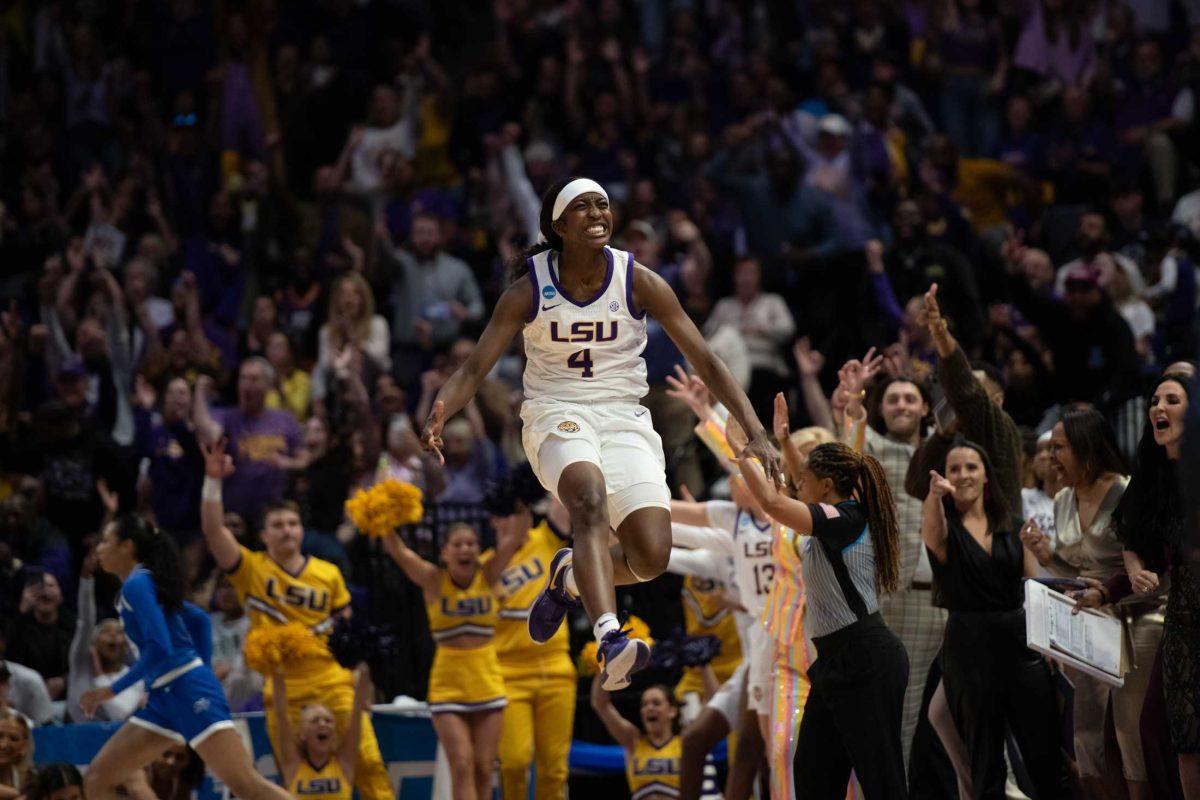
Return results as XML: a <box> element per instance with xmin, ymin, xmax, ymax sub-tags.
<box><xmin>594</xmin><ymin>612</ymin><xmax>620</xmax><ymax>641</ymax></box>
<box><xmin>564</xmin><ymin>565</ymin><xmax>579</xmax><ymax>597</ymax></box>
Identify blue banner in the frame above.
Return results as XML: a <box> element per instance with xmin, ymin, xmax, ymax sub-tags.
<box><xmin>33</xmin><ymin>710</ymin><xmax>438</xmax><ymax>800</ymax></box>
<box><xmin>32</xmin><ymin>712</ymin><xmax>723</xmax><ymax>798</ymax></box>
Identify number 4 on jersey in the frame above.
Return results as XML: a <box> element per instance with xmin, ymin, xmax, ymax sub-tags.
<box><xmin>568</xmin><ymin>348</ymin><xmax>594</xmax><ymax>378</ymax></box>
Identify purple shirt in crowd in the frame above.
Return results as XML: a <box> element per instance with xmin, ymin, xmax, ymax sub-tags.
<box><xmin>215</xmin><ymin>407</ymin><xmax>302</xmax><ymax>521</ymax></box>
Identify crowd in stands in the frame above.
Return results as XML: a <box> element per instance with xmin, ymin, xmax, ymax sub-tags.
<box><xmin>3</xmin><ymin>0</ymin><xmax>1200</xmax><ymax>797</ymax></box>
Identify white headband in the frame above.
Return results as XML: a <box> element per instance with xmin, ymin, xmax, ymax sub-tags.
<box><xmin>552</xmin><ymin>178</ymin><xmax>608</xmax><ymax>220</ymax></box>
<box><xmin>536</xmin><ymin>178</ymin><xmax>609</xmax><ymax>244</ymax></box>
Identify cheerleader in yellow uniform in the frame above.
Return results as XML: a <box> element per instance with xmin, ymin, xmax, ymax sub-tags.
<box><xmin>482</xmin><ymin>468</ymin><xmax>576</xmax><ymax>800</ymax></box>
<box><xmin>591</xmin><ymin>674</ymin><xmax>683</xmax><ymax>800</ymax></box>
<box><xmin>270</xmin><ymin>664</ymin><xmax>373</xmax><ymax>800</ymax></box>
<box><xmin>383</xmin><ymin>523</ymin><xmax>521</xmax><ymax>800</ymax></box>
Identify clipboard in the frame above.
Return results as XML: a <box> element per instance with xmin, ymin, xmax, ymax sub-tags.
<box><xmin>1024</xmin><ymin>579</ymin><xmax>1125</xmax><ymax>687</ymax></box>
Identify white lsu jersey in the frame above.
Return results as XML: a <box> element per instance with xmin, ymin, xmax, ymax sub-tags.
<box><xmin>706</xmin><ymin>501</ymin><xmax>776</xmax><ymax>618</ymax></box>
<box><xmin>522</xmin><ymin>246</ymin><xmax>648</xmax><ymax>404</ymax></box>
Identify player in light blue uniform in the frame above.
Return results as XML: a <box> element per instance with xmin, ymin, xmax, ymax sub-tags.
<box><xmin>82</xmin><ymin>514</ymin><xmax>294</xmax><ymax>800</ymax></box>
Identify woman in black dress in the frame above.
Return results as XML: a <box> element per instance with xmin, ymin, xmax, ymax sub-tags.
<box><xmin>1105</xmin><ymin>373</ymin><xmax>1200</xmax><ymax>797</ymax></box>
<box><xmin>922</xmin><ymin>441</ymin><xmax>1069</xmax><ymax>799</ymax></box>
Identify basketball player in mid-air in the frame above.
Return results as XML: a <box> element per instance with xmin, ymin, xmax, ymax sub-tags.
<box><xmin>421</xmin><ymin>177</ymin><xmax>781</xmax><ymax>690</ymax></box>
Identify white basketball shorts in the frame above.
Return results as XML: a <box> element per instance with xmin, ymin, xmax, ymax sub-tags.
<box><xmin>521</xmin><ymin>399</ymin><xmax>670</xmax><ymax>527</ymax></box>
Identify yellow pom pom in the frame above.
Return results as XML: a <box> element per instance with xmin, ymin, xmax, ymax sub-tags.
<box><xmin>579</xmin><ymin>641</ymin><xmax>599</xmax><ymax>676</ymax></box>
<box><xmin>243</xmin><ymin>622</ymin><xmax>325</xmax><ymax>675</ymax></box>
<box><xmin>346</xmin><ymin>480</ymin><xmax>425</xmax><ymax>538</ymax></box>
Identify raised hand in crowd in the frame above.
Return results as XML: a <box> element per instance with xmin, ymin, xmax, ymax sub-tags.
<box><xmin>919</xmin><ymin>283</ymin><xmax>955</xmax><ymax>358</ymax></box>
<box><xmin>665</xmin><ymin>364</ymin><xmax>712</xmax><ymax>420</ymax></box>
<box><xmin>1019</xmin><ymin>517</ymin><xmax>1053</xmax><ymax>567</ymax></box>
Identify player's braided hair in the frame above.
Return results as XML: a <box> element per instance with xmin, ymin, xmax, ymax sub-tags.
<box><xmin>806</xmin><ymin>443</ymin><xmax>901</xmax><ymax>594</ymax></box>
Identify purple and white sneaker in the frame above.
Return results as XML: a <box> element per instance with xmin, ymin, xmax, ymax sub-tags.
<box><xmin>597</xmin><ymin>628</ymin><xmax>652</xmax><ymax>691</ymax></box>
<box><xmin>527</xmin><ymin>548</ymin><xmax>579</xmax><ymax>644</ymax></box>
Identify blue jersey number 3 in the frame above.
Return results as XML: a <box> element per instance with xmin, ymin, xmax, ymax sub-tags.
<box><xmin>568</xmin><ymin>349</ymin><xmax>594</xmax><ymax>378</ymax></box>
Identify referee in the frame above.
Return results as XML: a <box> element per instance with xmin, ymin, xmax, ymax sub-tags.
<box><xmin>738</xmin><ymin>442</ymin><xmax>909</xmax><ymax>798</ymax></box>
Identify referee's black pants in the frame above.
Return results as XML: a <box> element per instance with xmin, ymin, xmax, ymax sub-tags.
<box><xmin>794</xmin><ymin>613</ymin><xmax>910</xmax><ymax>799</ymax></box>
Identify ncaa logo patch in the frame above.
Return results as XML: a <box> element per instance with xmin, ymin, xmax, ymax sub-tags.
<box><xmin>609</xmin><ymin>301</ymin><xmax>619</xmax><ymax>312</ymax></box>
<box><xmin>542</xmin><ymin>285</ymin><xmax>557</xmax><ymax>300</ymax></box>
<box><xmin>557</xmin><ymin>420</ymin><xmax>581</xmax><ymax>433</ymax></box>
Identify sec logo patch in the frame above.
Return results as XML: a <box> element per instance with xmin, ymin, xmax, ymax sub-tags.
<box><xmin>557</xmin><ymin>420</ymin><xmax>581</xmax><ymax>433</ymax></box>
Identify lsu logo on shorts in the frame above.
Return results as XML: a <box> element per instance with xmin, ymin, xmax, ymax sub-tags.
<box><xmin>557</xmin><ymin>420</ymin><xmax>581</xmax><ymax>433</ymax></box>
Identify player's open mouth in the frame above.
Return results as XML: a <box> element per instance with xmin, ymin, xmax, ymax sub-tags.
<box><xmin>585</xmin><ymin>225</ymin><xmax>607</xmax><ymax>237</ymax></box>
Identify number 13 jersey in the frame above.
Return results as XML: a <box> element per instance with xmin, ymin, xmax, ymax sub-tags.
<box><xmin>522</xmin><ymin>246</ymin><xmax>648</xmax><ymax>405</ymax></box>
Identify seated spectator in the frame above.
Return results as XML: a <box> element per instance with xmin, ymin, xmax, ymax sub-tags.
<box><xmin>927</xmin><ymin>0</ymin><xmax>1006</xmax><ymax>158</ymax></box>
<box><xmin>0</xmin><ymin>664</ymin><xmax>52</xmax><ymax>728</ymax></box>
<box><xmin>704</xmin><ymin>257</ymin><xmax>796</xmax><ymax>422</ymax></box>
<box><xmin>436</xmin><ymin>418</ymin><xmax>501</xmax><ymax>505</ymax></box>
<box><xmin>1044</xmin><ymin>86</ymin><xmax>1115</xmax><ymax>205</ymax></box>
<box><xmin>377</xmin><ymin>414</ymin><xmax>441</xmax><ymax>494</ymax></box>
<box><xmin>995</xmin><ymin>94</ymin><xmax>1043</xmax><ymax>176</ymax></box>
<box><xmin>4</xmin><ymin>571</ymin><xmax>73</xmax><ymax>701</ymax></box>
<box><xmin>0</xmin><ymin>494</ymin><xmax>72</xmax><ymax>614</ymax></box>
<box><xmin>66</xmin><ymin>550</ymin><xmax>142</xmax><ymax>723</ymax></box>
<box><xmin>311</xmin><ymin>273</ymin><xmax>390</xmax><ymax>407</ymax></box>
<box><xmin>345</xmin><ymin>84</ymin><xmax>419</xmax><ymax>199</ymax></box>
<box><xmin>1054</xmin><ymin>211</ymin><xmax>1145</xmax><ymax>296</ymax></box>
<box><xmin>1021</xmin><ymin>432</ymin><xmax>1062</xmax><ymax>553</ymax></box>
<box><xmin>879</xmin><ymin>201</ymin><xmax>985</xmax><ymax>354</ymax></box>
<box><xmin>0</xmin><ymin>709</ymin><xmax>34</xmax><ymax>796</ymax></box>
<box><xmin>1114</xmin><ymin>39</ymin><xmax>1191</xmax><ymax>209</ymax></box>
<box><xmin>209</xmin><ymin>575</ymin><xmax>260</xmax><ymax>712</ymax></box>
<box><xmin>1105</xmin><ymin>256</ymin><xmax>1157</xmax><ymax>362</ymax></box>
<box><xmin>1012</xmin><ymin>0</ymin><xmax>1096</xmax><ymax>90</ymax></box>
<box><xmin>132</xmin><ymin>376</ymin><xmax>204</xmax><ymax>578</ymax></box>
<box><xmin>380</xmin><ymin>213</ymin><xmax>484</xmax><ymax>384</ymax></box>
<box><xmin>264</xmin><ymin>332</ymin><xmax>310</xmax><ymax>423</ymax></box>
<box><xmin>194</xmin><ymin>360</ymin><xmax>306</xmax><ymax>523</ymax></box>
<box><xmin>122</xmin><ymin>257</ymin><xmax>175</xmax><ymax>358</ymax></box>
<box><xmin>1008</xmin><ymin>250</ymin><xmax>1141</xmax><ymax>412</ymax></box>
<box><xmin>25</xmin><ymin>763</ymin><xmax>84</xmax><ymax>800</ymax></box>
<box><xmin>239</xmin><ymin>295</ymin><xmax>279</xmax><ymax>361</ymax></box>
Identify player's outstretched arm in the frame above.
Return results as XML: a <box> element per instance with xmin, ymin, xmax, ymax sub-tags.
<box><xmin>199</xmin><ymin>438</ymin><xmax>243</xmax><ymax>572</ymax></box>
<box><xmin>734</xmin><ymin>456</ymin><xmax>814</xmax><ymax>535</ymax></box>
<box><xmin>634</xmin><ymin>266</ymin><xmax>782</xmax><ymax>485</ymax></box>
<box><xmin>420</xmin><ymin>281</ymin><xmax>531</xmax><ymax>462</ymax></box>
